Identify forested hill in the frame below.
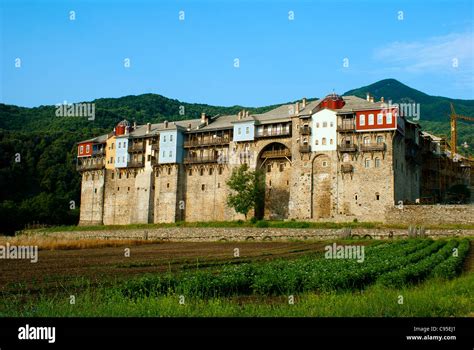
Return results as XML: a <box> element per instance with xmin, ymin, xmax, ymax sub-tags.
<box><xmin>0</xmin><ymin>79</ymin><xmax>472</xmax><ymax>234</ymax></box>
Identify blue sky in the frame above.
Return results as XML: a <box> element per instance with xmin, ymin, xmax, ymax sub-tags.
<box><xmin>1</xmin><ymin>0</ymin><xmax>473</xmax><ymax>107</ymax></box>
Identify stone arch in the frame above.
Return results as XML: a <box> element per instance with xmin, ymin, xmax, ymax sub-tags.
<box><xmin>256</xmin><ymin>142</ymin><xmax>292</xmax><ymax>220</ymax></box>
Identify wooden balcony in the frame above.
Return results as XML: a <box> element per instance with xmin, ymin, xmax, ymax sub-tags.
<box><xmin>337</xmin><ymin>122</ymin><xmax>356</xmax><ymax>132</ymax></box>
<box><xmin>151</xmin><ymin>143</ymin><xmax>160</xmax><ymax>151</ymax></box>
<box><xmin>337</xmin><ymin>144</ymin><xmax>358</xmax><ymax>152</ymax></box>
<box><xmin>360</xmin><ymin>143</ymin><xmax>386</xmax><ymax>152</ymax></box>
<box><xmin>261</xmin><ymin>149</ymin><xmax>291</xmax><ymax>159</ymax></box>
<box><xmin>128</xmin><ymin>143</ymin><xmax>145</xmax><ymax>153</ymax></box>
<box><xmin>299</xmin><ymin>126</ymin><xmax>311</xmax><ymax>135</ymax></box>
<box><xmin>184</xmin><ymin>138</ymin><xmax>230</xmax><ymax>148</ymax></box>
<box><xmin>76</xmin><ymin>159</ymin><xmax>105</xmax><ymax>171</ymax></box>
<box><xmin>128</xmin><ymin>160</ymin><xmax>144</xmax><ymax>168</ymax></box>
<box><xmin>183</xmin><ymin>156</ymin><xmax>219</xmax><ymax>164</ymax></box>
<box><xmin>299</xmin><ymin>144</ymin><xmax>311</xmax><ymax>153</ymax></box>
<box><xmin>341</xmin><ymin>164</ymin><xmax>354</xmax><ymax>173</ymax></box>
<box><xmin>256</xmin><ymin>129</ymin><xmax>291</xmax><ymax>138</ymax></box>
<box><xmin>93</xmin><ymin>148</ymin><xmax>105</xmax><ymax>156</ymax></box>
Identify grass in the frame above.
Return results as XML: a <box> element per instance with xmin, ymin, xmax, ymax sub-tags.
<box><xmin>1</xmin><ymin>273</ymin><xmax>472</xmax><ymax>317</ymax></box>
<box><xmin>0</xmin><ymin>236</ymin><xmax>155</xmax><ymax>250</ymax></box>
<box><xmin>19</xmin><ymin>220</ymin><xmax>474</xmax><ymax>235</ymax></box>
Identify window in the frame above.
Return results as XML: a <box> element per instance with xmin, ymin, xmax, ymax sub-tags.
<box><xmin>279</xmin><ymin>163</ymin><xmax>284</xmax><ymax>172</ymax></box>
<box><xmin>86</xmin><ymin>145</ymin><xmax>90</xmax><ymax>153</ymax></box>
<box><xmin>364</xmin><ymin>158</ymin><xmax>370</xmax><ymax>168</ymax></box>
<box><xmin>80</xmin><ymin>145</ymin><xmax>84</xmax><ymax>154</ymax></box>
<box><xmin>127</xmin><ymin>187</ymin><xmax>130</xmax><ymax>191</ymax></box>
<box><xmin>355</xmin><ymin>194</ymin><xmax>358</xmax><ymax>201</ymax></box>
<box><xmin>218</xmin><ymin>166</ymin><xmax>223</xmax><ymax>175</ymax></box>
<box><xmin>246</xmin><ymin>127</ymin><xmax>249</xmax><ymax>134</ymax></box>
<box><xmin>201</xmin><ymin>184</ymin><xmax>205</xmax><ymax>191</ymax></box>
<box><xmin>330</xmin><ymin>122</ymin><xmax>334</xmax><ymax>127</ymax></box>
<box><xmin>110</xmin><ymin>157</ymin><xmax>113</xmax><ymax>163</ymax></box>
<box><xmin>238</xmin><ymin>127</ymin><xmax>241</xmax><ymax>135</ymax></box>
<box><xmin>375</xmin><ymin>193</ymin><xmax>380</xmax><ymax>200</ymax></box>
<box><xmin>363</xmin><ymin>137</ymin><xmax>370</xmax><ymax>144</ymax></box>
<box><xmin>377</xmin><ymin>113</ymin><xmax>383</xmax><ymax>125</ymax></box>
<box><xmin>209</xmin><ymin>168</ymin><xmax>213</xmax><ymax>175</ymax></box>
<box><xmin>147</xmin><ymin>155</ymin><xmax>151</xmax><ymax>161</ymax></box>
<box><xmin>315</xmin><ymin>139</ymin><xmax>319</xmax><ymax>145</ymax></box>
<box><xmin>323</xmin><ymin>121</ymin><xmax>328</xmax><ymax>128</ymax></box>
<box><xmin>218</xmin><ymin>183</ymin><xmax>221</xmax><ymax>188</ymax></box>
<box><xmin>386</xmin><ymin>113</ymin><xmax>393</xmax><ymax>124</ymax></box>
<box><xmin>267</xmin><ymin>164</ymin><xmax>271</xmax><ymax>173</ymax></box>
<box><xmin>316</xmin><ymin>122</ymin><xmax>320</xmax><ymax>128</ymax></box>
<box><xmin>119</xmin><ymin>173</ymin><xmax>122</xmax><ymax>179</ymax></box>
<box><xmin>163</xmin><ymin>151</ymin><xmax>165</xmax><ymax>158</ymax></box>
<box><xmin>368</xmin><ymin>114</ymin><xmax>374</xmax><ymax>125</ymax></box>
<box><xmin>322</xmin><ymin>161</ymin><xmax>328</xmax><ymax>167</ymax></box>
<box><xmin>170</xmin><ymin>135</ymin><xmax>173</xmax><ymax>142</ymax></box>
<box><xmin>322</xmin><ymin>138</ymin><xmax>327</xmax><ymax>145</ymax></box>
<box><xmin>200</xmin><ymin>168</ymin><xmax>204</xmax><ymax>176</ymax></box>
<box><xmin>330</xmin><ymin>139</ymin><xmax>334</xmax><ymax>145</ymax></box>
<box><xmin>111</xmin><ymin>172</ymin><xmax>114</xmax><ymax>179</ymax></box>
<box><xmin>376</xmin><ymin>136</ymin><xmax>384</xmax><ymax>144</ymax></box>
<box><xmin>163</xmin><ymin>136</ymin><xmax>167</xmax><ymax>142</ymax></box>
<box><xmin>169</xmin><ymin>150</ymin><xmax>172</xmax><ymax>157</ymax></box>
<box><xmin>360</xmin><ymin>114</ymin><xmax>365</xmax><ymax>126</ymax></box>
<box><xmin>94</xmin><ymin>188</ymin><xmax>97</xmax><ymax>194</ymax></box>
<box><xmin>188</xmin><ymin>168</ymin><xmax>192</xmax><ymax>176</ymax></box>
<box><xmin>167</xmin><ymin>167</ymin><xmax>171</xmax><ymax>175</ymax></box>
<box><xmin>118</xmin><ymin>142</ymin><xmax>121</xmax><ymax>149</ymax></box>
<box><xmin>375</xmin><ymin>158</ymin><xmax>381</xmax><ymax>168</ymax></box>
<box><xmin>126</xmin><ymin>173</ymin><xmax>129</xmax><ymax>178</ymax></box>
<box><xmin>111</xmin><ymin>143</ymin><xmax>114</xmax><ymax>149</ymax></box>
<box><xmin>167</xmin><ymin>183</ymin><xmax>170</xmax><ymax>188</ymax></box>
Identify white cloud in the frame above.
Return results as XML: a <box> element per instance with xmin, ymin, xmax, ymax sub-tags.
<box><xmin>373</xmin><ymin>32</ymin><xmax>474</xmax><ymax>73</ymax></box>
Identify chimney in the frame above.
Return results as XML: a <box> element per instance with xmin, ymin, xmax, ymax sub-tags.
<box><xmin>302</xmin><ymin>98</ymin><xmax>307</xmax><ymax>109</ymax></box>
<box><xmin>146</xmin><ymin>122</ymin><xmax>151</xmax><ymax>134</ymax></box>
<box><xmin>164</xmin><ymin>120</ymin><xmax>168</xmax><ymax>128</ymax></box>
<box><xmin>125</xmin><ymin>126</ymin><xmax>129</xmax><ymax>135</ymax></box>
<box><xmin>245</xmin><ymin>110</ymin><xmax>249</xmax><ymax>118</ymax></box>
<box><xmin>295</xmin><ymin>102</ymin><xmax>300</xmax><ymax>115</ymax></box>
<box><xmin>380</xmin><ymin>96</ymin><xmax>384</xmax><ymax>103</ymax></box>
<box><xmin>133</xmin><ymin>121</ymin><xmax>137</xmax><ymax>130</ymax></box>
<box><xmin>370</xmin><ymin>96</ymin><xmax>374</xmax><ymax>103</ymax></box>
<box><xmin>187</xmin><ymin>123</ymin><xmax>191</xmax><ymax>131</ymax></box>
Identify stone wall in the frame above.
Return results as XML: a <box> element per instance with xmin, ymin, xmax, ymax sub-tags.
<box><xmin>385</xmin><ymin>204</ymin><xmax>474</xmax><ymax>225</ymax></box>
<box><xmin>40</xmin><ymin>226</ymin><xmax>474</xmax><ymax>242</ymax></box>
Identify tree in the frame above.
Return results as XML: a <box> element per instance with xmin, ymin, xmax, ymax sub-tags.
<box><xmin>226</xmin><ymin>164</ymin><xmax>265</xmax><ymax>219</ymax></box>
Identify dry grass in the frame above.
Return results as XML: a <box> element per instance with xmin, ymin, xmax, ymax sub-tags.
<box><xmin>0</xmin><ymin>235</ymin><xmax>154</xmax><ymax>251</ymax></box>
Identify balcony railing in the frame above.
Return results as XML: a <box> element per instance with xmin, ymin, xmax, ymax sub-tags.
<box><xmin>93</xmin><ymin>148</ymin><xmax>105</xmax><ymax>155</ymax></box>
<box><xmin>128</xmin><ymin>160</ymin><xmax>144</xmax><ymax>168</ymax></box>
<box><xmin>299</xmin><ymin>126</ymin><xmax>311</xmax><ymax>135</ymax></box>
<box><xmin>183</xmin><ymin>156</ymin><xmax>219</xmax><ymax>164</ymax></box>
<box><xmin>360</xmin><ymin>142</ymin><xmax>386</xmax><ymax>152</ymax></box>
<box><xmin>341</xmin><ymin>164</ymin><xmax>354</xmax><ymax>173</ymax></box>
<box><xmin>76</xmin><ymin>159</ymin><xmax>105</xmax><ymax>171</ymax></box>
<box><xmin>256</xmin><ymin>129</ymin><xmax>291</xmax><ymax>138</ymax></box>
<box><xmin>184</xmin><ymin>138</ymin><xmax>230</xmax><ymax>148</ymax></box>
<box><xmin>261</xmin><ymin>149</ymin><xmax>291</xmax><ymax>158</ymax></box>
<box><xmin>337</xmin><ymin>144</ymin><xmax>358</xmax><ymax>152</ymax></box>
<box><xmin>128</xmin><ymin>143</ymin><xmax>145</xmax><ymax>152</ymax></box>
<box><xmin>299</xmin><ymin>144</ymin><xmax>311</xmax><ymax>153</ymax></box>
<box><xmin>337</xmin><ymin>121</ymin><xmax>356</xmax><ymax>132</ymax></box>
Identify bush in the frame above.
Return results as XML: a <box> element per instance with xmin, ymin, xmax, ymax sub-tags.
<box><xmin>256</xmin><ymin>220</ymin><xmax>269</xmax><ymax>228</ymax></box>
<box><xmin>249</xmin><ymin>217</ymin><xmax>258</xmax><ymax>224</ymax></box>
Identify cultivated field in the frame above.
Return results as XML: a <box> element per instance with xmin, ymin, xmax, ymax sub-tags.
<box><xmin>0</xmin><ymin>237</ymin><xmax>472</xmax><ymax>317</ymax></box>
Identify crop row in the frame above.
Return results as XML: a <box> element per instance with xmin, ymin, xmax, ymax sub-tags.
<box><xmin>120</xmin><ymin>239</ymin><xmax>468</xmax><ymax>298</ymax></box>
